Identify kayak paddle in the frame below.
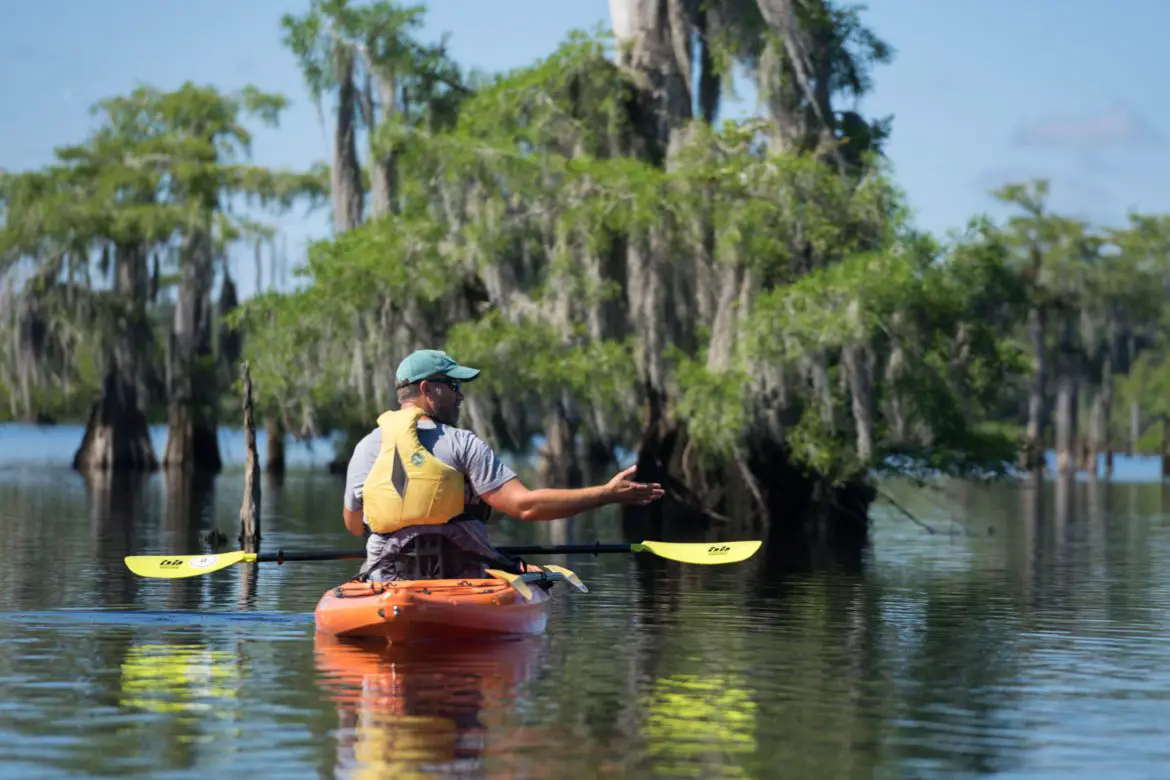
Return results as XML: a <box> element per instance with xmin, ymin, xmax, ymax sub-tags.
<box><xmin>123</xmin><ymin>539</ymin><xmax>762</xmax><ymax>579</ymax></box>
<box><xmin>499</xmin><ymin>541</ymin><xmax>762</xmax><ymax>565</ymax></box>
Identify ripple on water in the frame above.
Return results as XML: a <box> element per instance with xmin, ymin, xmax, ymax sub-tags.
<box><xmin>5</xmin><ymin>466</ymin><xmax>1170</xmax><ymax>777</ymax></box>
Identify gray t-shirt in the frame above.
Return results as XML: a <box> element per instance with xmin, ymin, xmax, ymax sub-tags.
<box><xmin>343</xmin><ymin>418</ymin><xmax>517</xmax><ymax>528</ymax></box>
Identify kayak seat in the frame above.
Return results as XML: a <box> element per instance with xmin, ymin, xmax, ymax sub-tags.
<box><xmin>363</xmin><ymin>532</ymin><xmax>523</xmax><ymax>582</ymax></box>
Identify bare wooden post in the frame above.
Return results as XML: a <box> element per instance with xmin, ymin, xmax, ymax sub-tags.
<box><xmin>239</xmin><ymin>361</ymin><xmax>262</xmax><ymax>552</ymax></box>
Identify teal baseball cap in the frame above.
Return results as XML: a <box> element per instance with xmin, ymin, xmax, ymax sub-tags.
<box><xmin>395</xmin><ymin>349</ymin><xmax>481</xmax><ymax>386</ymax></box>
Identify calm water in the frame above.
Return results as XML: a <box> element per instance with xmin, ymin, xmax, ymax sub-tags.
<box><xmin>3</xmin><ymin>425</ymin><xmax>1170</xmax><ymax>778</ymax></box>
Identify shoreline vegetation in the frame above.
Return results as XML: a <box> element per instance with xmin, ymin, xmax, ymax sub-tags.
<box><xmin>4</xmin><ymin>1</ymin><xmax>1170</xmax><ymax>560</ymax></box>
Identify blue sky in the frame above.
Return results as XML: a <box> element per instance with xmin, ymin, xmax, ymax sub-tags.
<box><xmin>3</xmin><ymin>0</ymin><xmax>1168</xmax><ymax>299</ymax></box>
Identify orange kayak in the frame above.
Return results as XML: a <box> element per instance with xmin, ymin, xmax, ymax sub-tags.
<box><xmin>313</xmin><ymin>568</ymin><xmax>582</xmax><ymax>643</ymax></box>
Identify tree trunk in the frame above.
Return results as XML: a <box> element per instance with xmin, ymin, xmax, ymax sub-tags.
<box><xmin>332</xmin><ymin>42</ymin><xmax>365</xmax><ymax>233</ymax></box>
<box><xmin>1087</xmin><ymin>347</ymin><xmax>1111</xmax><ymax>478</ymax></box>
<box><xmin>885</xmin><ymin>312</ymin><xmax>908</xmax><ymax>442</ymax></box>
<box><xmin>73</xmin><ymin>243</ymin><xmax>158</xmax><ymax>473</ymax></box>
<box><xmin>1054</xmin><ymin>377</ymin><xmax>1076</xmax><ymax>474</ymax></box>
<box><xmin>73</xmin><ymin>369</ymin><xmax>158</xmax><ymax>472</ymax></box>
<box><xmin>1087</xmin><ymin>387</ymin><xmax>1106</xmax><ymax>479</ymax></box>
<box><xmin>339</xmin><ymin>36</ymin><xmax>374</xmax><ymax>429</ymax></box>
<box><xmin>265</xmin><ymin>414</ymin><xmax>286</xmax><ymax>476</ymax></box>
<box><xmin>843</xmin><ymin>344</ymin><xmax>874</xmax><ymax>463</ymax></box>
<box><xmin>810</xmin><ymin>349</ymin><xmax>835</xmax><ymax>432</ymax></box>
<box><xmin>1</xmin><ymin>280</ymin><xmax>17</xmax><ymax>418</ymax></box>
<box><xmin>1163</xmin><ymin>415</ymin><xmax>1170</xmax><ymax>481</ymax></box>
<box><xmin>538</xmin><ymin>399</ymin><xmax>583</xmax><ymax>488</ymax></box>
<box><xmin>610</xmin><ymin>0</ymin><xmax>692</xmax><ymax>493</ymax></box>
<box><xmin>705</xmin><ymin>261</ymin><xmax>744</xmax><ymax>371</ymax></box>
<box><xmin>254</xmin><ymin>236</ymin><xmax>264</xmax><ymax>293</ymax></box>
<box><xmin>15</xmin><ymin>294</ymin><xmax>37</xmax><ymax>421</ymax></box>
<box><xmin>1130</xmin><ymin>399</ymin><xmax>1141</xmax><ymax>455</ymax></box>
<box><xmin>1054</xmin><ymin>312</ymin><xmax>1079</xmax><ymax>474</ymax></box>
<box><xmin>842</xmin><ymin>299</ymin><xmax>874</xmax><ymax>462</ymax></box>
<box><xmin>217</xmin><ymin>268</ymin><xmax>241</xmax><ymax>382</ymax></box>
<box><xmin>1021</xmin><ymin>304</ymin><xmax>1048</xmax><ymax>471</ymax></box>
<box><xmin>367</xmin><ymin>68</ymin><xmax>399</xmax><ymax>219</ymax></box>
<box><xmin>163</xmin><ymin>229</ymin><xmax>222</xmax><ymax>474</ymax></box>
<box><xmin>239</xmin><ymin>363</ymin><xmax>262</xmax><ymax>552</ymax></box>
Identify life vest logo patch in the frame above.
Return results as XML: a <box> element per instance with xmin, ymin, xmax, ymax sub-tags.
<box><xmin>410</xmin><ymin>451</ymin><xmax>424</xmax><ymax>467</ymax></box>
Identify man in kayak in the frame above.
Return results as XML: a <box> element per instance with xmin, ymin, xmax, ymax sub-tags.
<box><xmin>342</xmin><ymin>348</ymin><xmax>665</xmax><ymax>581</ymax></box>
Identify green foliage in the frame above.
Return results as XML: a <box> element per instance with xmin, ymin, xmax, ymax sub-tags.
<box><xmin>1115</xmin><ymin>349</ymin><xmax>1170</xmax><ymax>449</ymax></box>
<box><xmin>446</xmin><ymin>311</ymin><xmax>637</xmax><ymax>409</ymax></box>
<box><xmin>11</xmin><ymin>0</ymin><xmax>1170</xmax><ymax>501</ymax></box>
<box><xmin>671</xmin><ymin>352</ymin><xmax>750</xmax><ymax>462</ymax></box>
<box><xmin>0</xmin><ymin>81</ymin><xmax>323</xmax><ymax>430</ymax></box>
<box><xmin>225</xmin><ymin>285</ymin><xmax>355</xmax><ymax>419</ymax></box>
<box><xmin>737</xmin><ymin>217</ymin><xmax>1028</xmax><ymax>480</ymax></box>
<box><xmin>233</xmin><ymin>14</ymin><xmax>1042</xmax><ymax>483</ymax></box>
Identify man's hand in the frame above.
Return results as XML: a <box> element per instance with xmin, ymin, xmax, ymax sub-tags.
<box><xmin>604</xmin><ymin>465</ymin><xmax>665</xmax><ymax>506</ymax></box>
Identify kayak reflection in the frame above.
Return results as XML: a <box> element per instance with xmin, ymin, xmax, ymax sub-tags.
<box><xmin>315</xmin><ymin>632</ymin><xmax>548</xmax><ymax>778</ymax></box>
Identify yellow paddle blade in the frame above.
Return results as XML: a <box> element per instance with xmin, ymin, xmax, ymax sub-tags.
<box><xmin>485</xmin><ymin>569</ymin><xmax>534</xmax><ymax>601</ymax></box>
<box><xmin>124</xmin><ymin>551</ymin><xmax>256</xmax><ymax>579</ymax></box>
<box><xmin>539</xmin><ymin>564</ymin><xmax>588</xmax><ymax>593</ymax></box>
<box><xmin>635</xmin><ymin>540</ymin><xmax>762</xmax><ymax>565</ymax></box>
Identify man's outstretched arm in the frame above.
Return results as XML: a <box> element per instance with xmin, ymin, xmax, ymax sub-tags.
<box><xmin>482</xmin><ymin>465</ymin><xmax>664</xmax><ymax>522</ymax></box>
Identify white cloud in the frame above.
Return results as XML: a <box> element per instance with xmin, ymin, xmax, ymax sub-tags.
<box><xmin>1014</xmin><ymin>104</ymin><xmax>1162</xmax><ymax>149</ymax></box>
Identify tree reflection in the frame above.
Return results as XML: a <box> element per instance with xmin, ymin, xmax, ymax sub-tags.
<box><xmin>161</xmin><ymin>470</ymin><xmax>216</xmax><ymax>611</ymax></box>
<box><xmin>83</xmin><ymin>470</ymin><xmax>149</xmax><ymax>607</ymax></box>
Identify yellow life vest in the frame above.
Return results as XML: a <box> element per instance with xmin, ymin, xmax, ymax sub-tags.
<box><xmin>361</xmin><ymin>407</ymin><xmax>466</xmax><ymax>535</ymax></box>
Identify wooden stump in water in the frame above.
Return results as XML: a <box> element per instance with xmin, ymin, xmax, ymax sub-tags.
<box><xmin>238</xmin><ymin>361</ymin><xmax>262</xmax><ymax>553</ymax></box>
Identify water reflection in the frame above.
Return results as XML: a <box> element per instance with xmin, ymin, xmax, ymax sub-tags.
<box><xmin>315</xmin><ymin>634</ymin><xmax>548</xmax><ymax>778</ymax></box>
<box><xmin>83</xmin><ymin>470</ymin><xmax>148</xmax><ymax>607</ymax></box>
<box><xmin>161</xmin><ymin>470</ymin><xmax>218</xmax><ymax>611</ymax></box>
<box><xmin>3</xmin><ymin>463</ymin><xmax>1170</xmax><ymax>777</ymax></box>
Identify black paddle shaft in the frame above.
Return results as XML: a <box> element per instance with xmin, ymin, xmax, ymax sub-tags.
<box><xmin>252</xmin><ymin>543</ymin><xmax>634</xmax><ymax>566</ymax></box>
<box><xmin>254</xmin><ymin>549</ymin><xmax>365</xmax><ymax>564</ymax></box>
<box><xmin>496</xmin><ymin>543</ymin><xmax>633</xmax><ymax>556</ymax></box>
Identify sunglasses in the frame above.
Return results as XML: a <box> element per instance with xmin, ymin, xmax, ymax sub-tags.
<box><xmin>423</xmin><ymin>376</ymin><xmax>461</xmax><ymax>392</ymax></box>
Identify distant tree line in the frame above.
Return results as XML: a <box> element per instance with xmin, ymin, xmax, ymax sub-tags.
<box><xmin>3</xmin><ymin>0</ymin><xmax>1170</xmax><ymax>543</ymax></box>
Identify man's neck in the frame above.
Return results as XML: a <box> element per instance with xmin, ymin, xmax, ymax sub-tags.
<box><xmin>400</xmin><ymin>401</ymin><xmax>434</xmax><ymax>422</ymax></box>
